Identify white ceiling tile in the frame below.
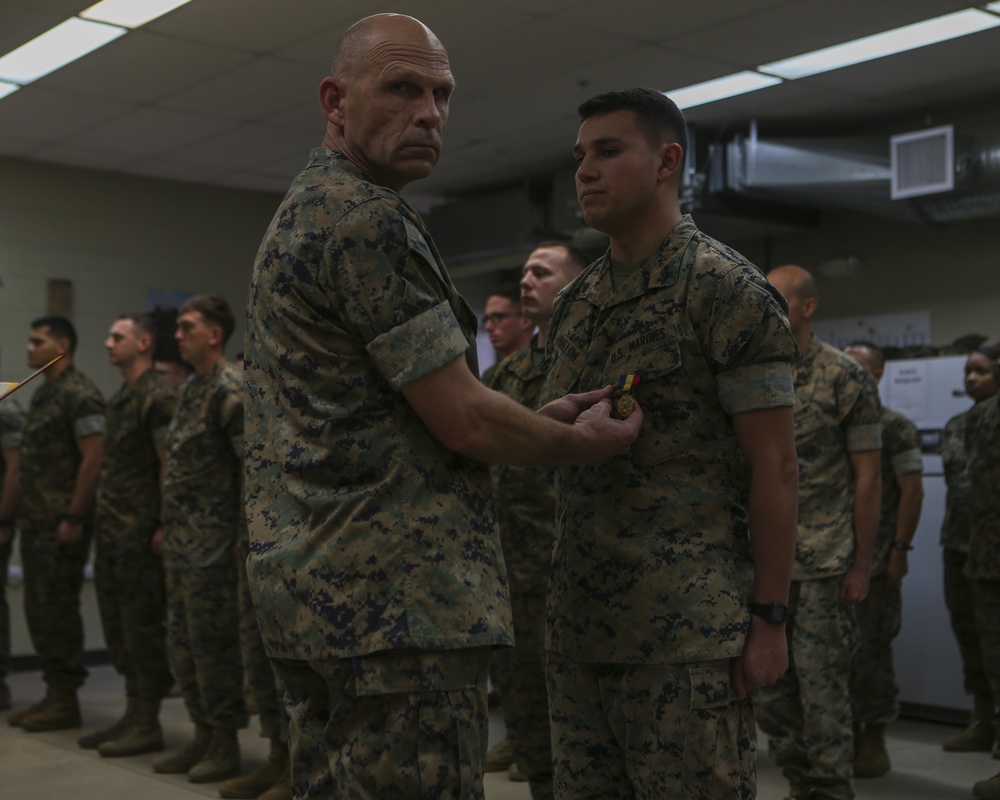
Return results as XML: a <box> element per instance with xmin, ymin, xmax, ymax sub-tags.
<box><xmin>0</xmin><ymin>85</ymin><xmax>133</xmax><ymax>142</ymax></box>
<box><xmin>159</xmin><ymin>56</ymin><xmax>322</xmax><ymax>119</ymax></box>
<box><xmin>35</xmin><ymin>29</ymin><xmax>255</xmax><ymax>103</ymax></box>
<box><xmin>164</xmin><ymin>122</ymin><xmax>315</xmax><ymax>171</ymax></box>
<box><xmin>71</xmin><ymin>107</ymin><xmax>238</xmax><ymax>156</ymax></box>
<box><xmin>27</xmin><ymin>143</ymin><xmax>136</xmax><ymax>171</ymax></box>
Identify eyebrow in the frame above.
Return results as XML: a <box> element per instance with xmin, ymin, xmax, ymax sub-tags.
<box><xmin>574</xmin><ymin>135</ymin><xmax>624</xmax><ymax>155</ymax></box>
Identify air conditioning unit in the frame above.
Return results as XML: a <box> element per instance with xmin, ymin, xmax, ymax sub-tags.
<box><xmin>891</xmin><ymin>125</ymin><xmax>954</xmax><ymax>200</ymax></box>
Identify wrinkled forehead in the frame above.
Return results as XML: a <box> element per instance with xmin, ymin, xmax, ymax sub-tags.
<box><xmin>366</xmin><ymin>34</ymin><xmax>453</xmax><ymax>82</ymax></box>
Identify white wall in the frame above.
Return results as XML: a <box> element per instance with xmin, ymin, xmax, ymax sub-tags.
<box><xmin>0</xmin><ymin>157</ymin><xmax>284</xmax><ymax>397</ymax></box>
<box><xmin>0</xmin><ymin>157</ymin><xmax>284</xmax><ymax>656</ymax></box>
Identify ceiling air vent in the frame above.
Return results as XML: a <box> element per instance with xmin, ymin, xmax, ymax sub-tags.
<box><xmin>891</xmin><ymin>125</ymin><xmax>954</xmax><ymax>200</ymax></box>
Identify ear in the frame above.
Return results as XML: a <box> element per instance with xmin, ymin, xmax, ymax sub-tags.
<box><xmin>801</xmin><ymin>297</ymin><xmax>819</xmax><ymax>320</ymax></box>
<box><xmin>208</xmin><ymin>325</ymin><xmax>223</xmax><ymax>349</ymax></box>
<box><xmin>319</xmin><ymin>75</ymin><xmax>346</xmax><ymax>125</ymax></box>
<box><xmin>657</xmin><ymin>141</ymin><xmax>684</xmax><ymax>183</ymax></box>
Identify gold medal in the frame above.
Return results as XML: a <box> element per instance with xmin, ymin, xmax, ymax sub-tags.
<box><xmin>616</xmin><ymin>373</ymin><xmax>641</xmax><ymax>418</ymax></box>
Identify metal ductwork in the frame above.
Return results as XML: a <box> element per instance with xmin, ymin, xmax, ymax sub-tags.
<box><xmin>707</xmin><ymin>121</ymin><xmax>1000</xmax><ymax>225</ymax></box>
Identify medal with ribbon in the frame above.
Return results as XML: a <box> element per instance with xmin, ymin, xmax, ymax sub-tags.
<box><xmin>616</xmin><ymin>373</ymin><xmax>641</xmax><ymax>418</ymax></box>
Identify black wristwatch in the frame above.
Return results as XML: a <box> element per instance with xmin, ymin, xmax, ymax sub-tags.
<box><xmin>892</xmin><ymin>540</ymin><xmax>914</xmax><ymax>552</ymax></box>
<box><xmin>751</xmin><ymin>601</ymin><xmax>789</xmax><ymax>625</ymax></box>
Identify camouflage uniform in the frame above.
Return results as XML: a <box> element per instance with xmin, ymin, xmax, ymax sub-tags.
<box><xmin>941</xmin><ymin>409</ymin><xmax>992</xmax><ymax>705</ymax></box>
<box><xmin>163</xmin><ymin>360</ymin><xmax>246</xmax><ymax>731</ymax></box>
<box><xmin>236</xmin><ymin>518</ymin><xmax>287</xmax><ymax>743</ymax></box>
<box><xmin>0</xmin><ymin>399</ymin><xmax>26</xmax><ymax>689</ymax></box>
<box><xmin>244</xmin><ymin>148</ymin><xmax>511</xmax><ymax>799</ymax></box>
<box><xmin>757</xmin><ymin>336</ymin><xmax>882</xmax><ymax>800</ymax></box>
<box><xmin>965</xmin><ymin>395</ymin><xmax>1000</xmax><ymax>730</ymax></box>
<box><xmin>850</xmin><ymin>408</ymin><xmax>922</xmax><ymax>725</ymax></box>
<box><xmin>485</xmin><ymin>341</ymin><xmax>557</xmax><ymax>800</ymax></box>
<box><xmin>542</xmin><ymin>215</ymin><xmax>797</xmax><ymax>799</ymax></box>
<box><xmin>18</xmin><ymin>365</ymin><xmax>105</xmax><ymax>691</ymax></box>
<box><xmin>94</xmin><ymin>369</ymin><xmax>176</xmax><ymax>704</ymax></box>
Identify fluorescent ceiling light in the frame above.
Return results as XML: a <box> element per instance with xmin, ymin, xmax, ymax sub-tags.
<box><xmin>667</xmin><ymin>71</ymin><xmax>781</xmax><ymax>110</ymax></box>
<box><xmin>0</xmin><ymin>81</ymin><xmax>19</xmax><ymax>100</ymax></box>
<box><xmin>0</xmin><ymin>18</ymin><xmax>125</xmax><ymax>84</ymax></box>
<box><xmin>80</xmin><ymin>0</ymin><xmax>196</xmax><ymax>29</ymax></box>
<box><xmin>760</xmin><ymin>8</ymin><xmax>1000</xmax><ymax>79</ymax></box>
<box><xmin>988</xmin><ymin>1</ymin><xmax>1000</xmax><ymax>13</ymax></box>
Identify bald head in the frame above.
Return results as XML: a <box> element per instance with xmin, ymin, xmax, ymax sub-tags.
<box><xmin>332</xmin><ymin>14</ymin><xmax>444</xmax><ymax>79</ymax></box>
<box><xmin>844</xmin><ymin>341</ymin><xmax>885</xmax><ymax>381</ymax></box>
<box><xmin>766</xmin><ymin>264</ymin><xmax>818</xmax><ymax>346</ymax></box>
<box><xmin>766</xmin><ymin>265</ymin><xmax>818</xmax><ymax>305</ymax></box>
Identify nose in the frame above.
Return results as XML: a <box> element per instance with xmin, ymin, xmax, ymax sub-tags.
<box><xmin>415</xmin><ymin>91</ymin><xmax>445</xmax><ymax>129</ymax></box>
<box><xmin>576</xmin><ymin>153</ymin><xmax>597</xmax><ymax>183</ymax></box>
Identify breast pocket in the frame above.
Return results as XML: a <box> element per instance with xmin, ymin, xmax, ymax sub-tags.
<box><xmin>611</xmin><ymin>334</ymin><xmax>689</xmax><ymax>466</ymax></box>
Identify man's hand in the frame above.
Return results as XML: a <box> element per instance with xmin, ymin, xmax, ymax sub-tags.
<box><xmin>886</xmin><ymin>549</ymin><xmax>909</xmax><ymax>586</ymax></box>
<box><xmin>537</xmin><ymin>386</ymin><xmax>614</xmax><ymax>423</ymax></box>
<box><xmin>840</xmin><ymin>563</ymin><xmax>870</xmax><ymax>605</ymax></box>
<box><xmin>565</xmin><ymin>396</ymin><xmax>643</xmax><ymax>463</ymax></box>
<box><xmin>56</xmin><ymin>517</ymin><xmax>84</xmax><ymax>545</ymax></box>
<box><xmin>731</xmin><ymin>618</ymin><xmax>788</xmax><ymax>699</ymax></box>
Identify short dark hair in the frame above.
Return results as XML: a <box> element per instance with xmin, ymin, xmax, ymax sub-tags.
<box><xmin>578</xmin><ymin>88</ymin><xmax>688</xmax><ymax>161</ymax></box>
<box><xmin>976</xmin><ymin>345</ymin><xmax>1000</xmax><ymax>361</ymax></box>
<box><xmin>534</xmin><ymin>241</ymin><xmax>591</xmax><ymax>276</ymax></box>
<box><xmin>31</xmin><ymin>315</ymin><xmax>77</xmax><ymax>354</ymax></box>
<box><xmin>487</xmin><ymin>282</ymin><xmax>522</xmax><ymax>308</ymax></box>
<box><xmin>118</xmin><ymin>313</ymin><xmax>157</xmax><ymax>345</ymax></box>
<box><xmin>179</xmin><ymin>294</ymin><xmax>235</xmax><ymax>346</ymax></box>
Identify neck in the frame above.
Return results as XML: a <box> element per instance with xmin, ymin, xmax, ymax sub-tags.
<box><xmin>608</xmin><ymin>207</ymin><xmax>682</xmax><ymax>263</ymax></box>
<box><xmin>120</xmin><ymin>358</ymin><xmax>152</xmax><ymax>388</ymax></box>
<box><xmin>42</xmin><ymin>356</ymin><xmax>71</xmax><ymax>382</ymax></box>
<box><xmin>794</xmin><ymin>325</ymin><xmax>811</xmax><ymax>353</ymax></box>
<box><xmin>535</xmin><ymin>319</ymin><xmax>550</xmax><ymax>348</ymax></box>
<box><xmin>191</xmin><ymin>350</ymin><xmax>225</xmax><ymax>376</ymax></box>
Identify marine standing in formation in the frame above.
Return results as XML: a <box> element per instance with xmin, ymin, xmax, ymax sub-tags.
<box><xmin>484</xmin><ymin>242</ymin><xmax>588</xmax><ymax>798</ymax></box>
<box><xmin>543</xmin><ymin>88</ymin><xmax>799</xmax><ymax>798</ymax></box>
<box><xmin>8</xmin><ymin>316</ymin><xmax>105</xmax><ymax>733</ymax></box>
<box><xmin>759</xmin><ymin>266</ymin><xmax>883</xmax><ymax>800</ymax></box>
<box><xmin>243</xmin><ymin>13</ymin><xmax>640</xmax><ymax>799</ymax></box>
<box><xmin>78</xmin><ymin>314</ymin><xmax>177</xmax><ymax>757</ymax></box>
<box><xmin>844</xmin><ymin>341</ymin><xmax>924</xmax><ymax>778</ymax></box>
<box><xmin>154</xmin><ymin>295</ymin><xmax>247</xmax><ymax>783</ymax></box>
<box><xmin>941</xmin><ymin>348</ymin><xmax>999</xmax><ymax>754</ymax></box>
<box><xmin>0</xmin><ymin>394</ymin><xmax>24</xmax><ymax>712</ymax></box>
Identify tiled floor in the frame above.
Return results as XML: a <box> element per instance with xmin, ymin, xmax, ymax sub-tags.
<box><xmin>0</xmin><ymin>665</ymin><xmax>992</xmax><ymax>799</ymax></box>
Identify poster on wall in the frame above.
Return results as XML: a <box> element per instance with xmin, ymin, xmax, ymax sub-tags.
<box><xmin>814</xmin><ymin>310</ymin><xmax>930</xmax><ymax>350</ymax></box>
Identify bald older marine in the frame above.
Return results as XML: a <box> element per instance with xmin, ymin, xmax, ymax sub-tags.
<box><xmin>758</xmin><ymin>264</ymin><xmax>883</xmax><ymax>800</ymax></box>
<box><xmin>243</xmin><ymin>14</ymin><xmax>642</xmax><ymax>799</ymax></box>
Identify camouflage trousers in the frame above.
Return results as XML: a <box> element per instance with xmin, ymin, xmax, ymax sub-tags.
<box><xmin>236</xmin><ymin>538</ymin><xmax>287</xmax><ymax>742</ymax></box>
<box><xmin>546</xmin><ymin>651</ymin><xmax>756</xmax><ymax>800</ymax></box>
<box><xmin>944</xmin><ymin>548</ymin><xmax>993</xmax><ymax>703</ymax></box>
<box><xmin>20</xmin><ymin>526</ymin><xmax>93</xmax><ymax>690</ymax></box>
<box><xmin>0</xmin><ymin>533</ymin><xmax>11</xmax><ymax>681</ymax></box>
<box><xmin>491</xmin><ymin>591</ymin><xmax>552</xmax><ymax>800</ymax></box>
<box><xmin>756</xmin><ymin>577</ymin><xmax>857</xmax><ymax>800</ymax></box>
<box><xmin>93</xmin><ymin>533</ymin><xmax>173</xmax><ymax>702</ymax></box>
<box><xmin>272</xmin><ymin>647</ymin><xmax>490</xmax><ymax>799</ymax></box>
<box><xmin>850</xmin><ymin>573</ymin><xmax>902</xmax><ymax>724</ymax></box>
<box><xmin>165</xmin><ymin>564</ymin><xmax>247</xmax><ymax>730</ymax></box>
<box><xmin>971</xmin><ymin>579</ymin><xmax>1000</xmax><ymax>729</ymax></box>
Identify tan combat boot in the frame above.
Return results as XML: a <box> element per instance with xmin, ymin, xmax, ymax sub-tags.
<box><xmin>258</xmin><ymin>763</ymin><xmax>293</xmax><ymax>800</ymax></box>
<box><xmin>188</xmin><ymin>728</ymin><xmax>240</xmax><ymax>783</ymax></box>
<box><xmin>853</xmin><ymin>722</ymin><xmax>891</xmax><ymax>778</ymax></box>
<box><xmin>219</xmin><ymin>737</ymin><xmax>288</xmax><ymax>798</ymax></box>
<box><xmin>974</xmin><ymin>771</ymin><xmax>1000</xmax><ymax>799</ymax></box>
<box><xmin>21</xmin><ymin>687</ymin><xmax>81</xmax><ymax>732</ymax></box>
<box><xmin>944</xmin><ymin>694</ymin><xmax>996</xmax><ymax>752</ymax></box>
<box><xmin>79</xmin><ymin>697</ymin><xmax>136</xmax><ymax>748</ymax></box>
<box><xmin>98</xmin><ymin>697</ymin><xmax>164</xmax><ymax>757</ymax></box>
<box><xmin>485</xmin><ymin>738</ymin><xmax>514</xmax><ymax>772</ymax></box>
<box><xmin>152</xmin><ymin>723</ymin><xmax>212</xmax><ymax>773</ymax></box>
<box><xmin>8</xmin><ymin>694</ymin><xmax>53</xmax><ymax>727</ymax></box>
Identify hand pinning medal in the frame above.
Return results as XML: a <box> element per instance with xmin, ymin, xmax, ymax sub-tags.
<box><xmin>616</xmin><ymin>373</ymin><xmax>641</xmax><ymax>418</ymax></box>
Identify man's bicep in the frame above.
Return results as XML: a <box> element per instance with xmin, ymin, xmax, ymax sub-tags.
<box><xmin>401</xmin><ymin>356</ymin><xmax>485</xmax><ymax>448</ymax></box>
<box><xmin>849</xmin><ymin>449</ymin><xmax>881</xmax><ymax>484</ymax></box>
<box><xmin>732</xmin><ymin>406</ymin><xmax>796</xmax><ymax>466</ymax></box>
